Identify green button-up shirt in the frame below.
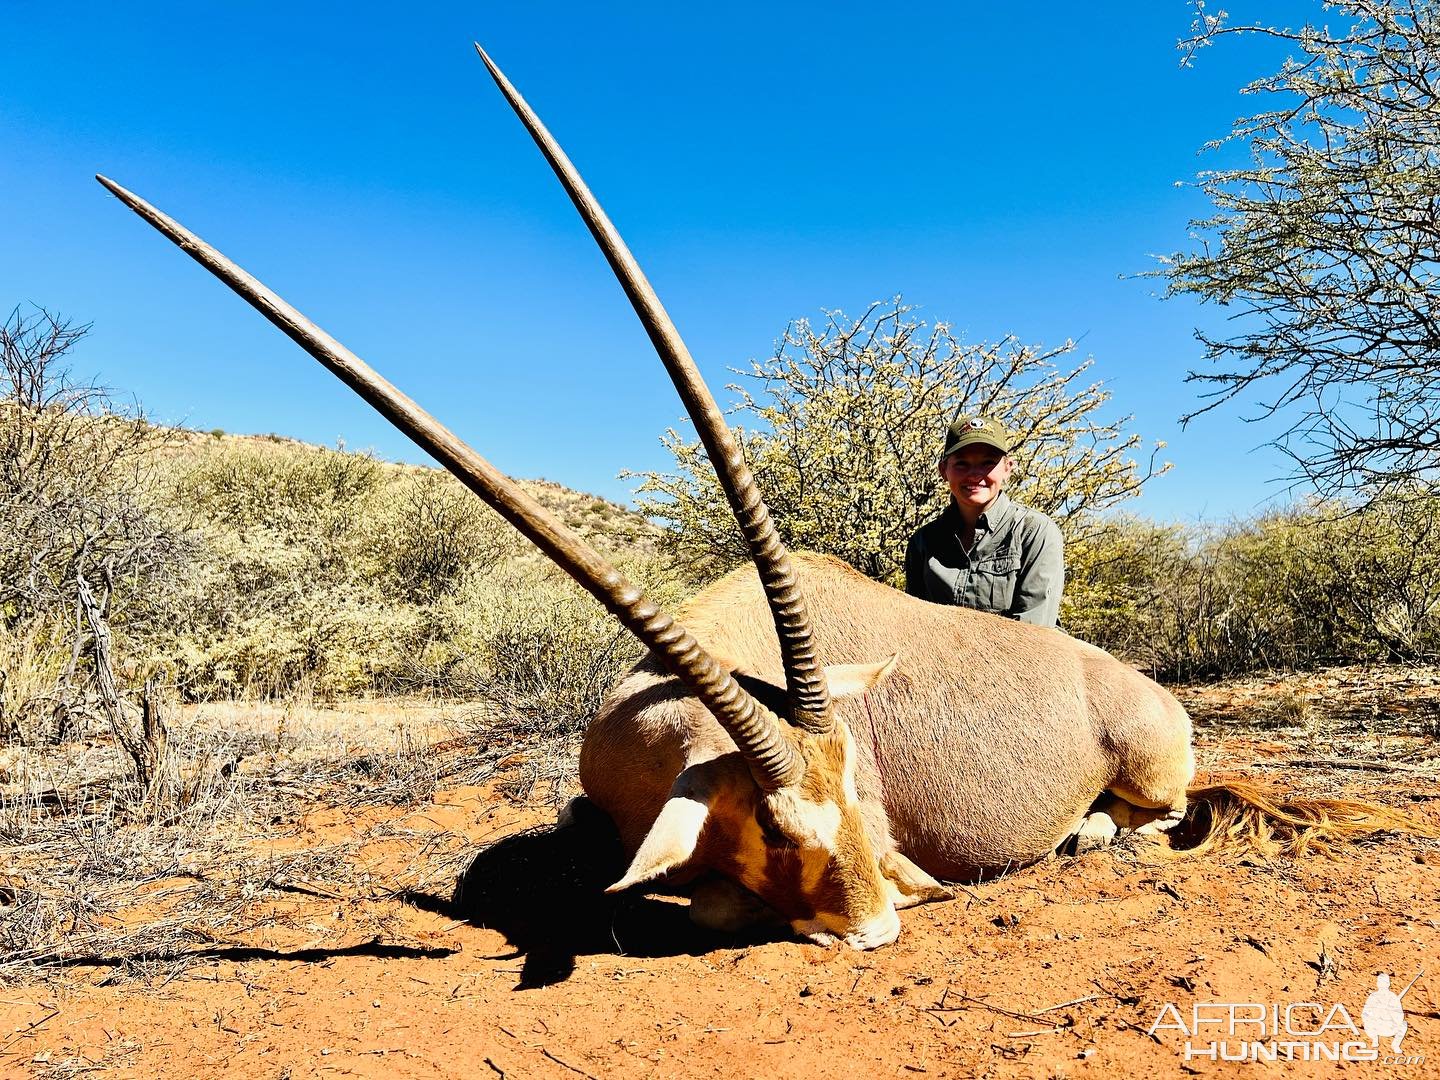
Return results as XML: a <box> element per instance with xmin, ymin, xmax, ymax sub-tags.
<box><xmin>904</xmin><ymin>493</ymin><xmax>1065</xmax><ymax>628</ymax></box>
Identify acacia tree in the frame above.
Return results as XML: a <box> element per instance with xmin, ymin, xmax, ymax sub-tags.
<box><xmin>633</xmin><ymin>299</ymin><xmax>1167</xmax><ymax>585</ymax></box>
<box><xmin>0</xmin><ymin>305</ymin><xmax>188</xmax><ymax>740</ymax></box>
<box><xmin>1164</xmin><ymin>0</ymin><xmax>1440</xmax><ymax>496</ymax></box>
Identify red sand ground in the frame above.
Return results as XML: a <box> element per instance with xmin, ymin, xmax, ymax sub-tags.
<box><xmin>2</xmin><ymin>738</ymin><xmax>1436</xmax><ymax>1079</ymax></box>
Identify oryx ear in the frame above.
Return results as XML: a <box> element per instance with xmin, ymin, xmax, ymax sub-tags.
<box><xmin>824</xmin><ymin>654</ymin><xmax>900</xmax><ymax>699</ymax></box>
<box><xmin>607</xmin><ymin>756</ymin><xmax>758</xmax><ymax>894</ymax></box>
<box><xmin>606</xmin><ymin>794</ymin><xmax>711</xmax><ymax>893</ymax></box>
<box><xmin>880</xmin><ymin>849</ymin><xmax>953</xmax><ymax>909</ymax></box>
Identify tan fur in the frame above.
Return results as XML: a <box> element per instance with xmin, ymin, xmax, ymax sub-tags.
<box><xmin>1182</xmin><ymin>781</ymin><xmax>1440</xmax><ymax>858</ymax></box>
<box><xmin>581</xmin><ymin>553</ymin><xmax>1195</xmax><ymax>890</ymax></box>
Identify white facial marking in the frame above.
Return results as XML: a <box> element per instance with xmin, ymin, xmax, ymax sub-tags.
<box><xmin>802</xmin><ymin>798</ymin><xmax>842</xmax><ymax>850</ymax></box>
<box><xmin>748</xmin><ymin>790</ymin><xmax>842</xmax><ymax>894</ymax></box>
<box><xmin>768</xmin><ymin>790</ymin><xmax>841</xmax><ymax>850</ymax></box>
<box><xmin>791</xmin><ymin>907</ymin><xmax>900</xmax><ymax>951</ymax></box>
<box><xmin>839</xmin><ymin>725</ymin><xmax>860</xmax><ymax>804</ymax></box>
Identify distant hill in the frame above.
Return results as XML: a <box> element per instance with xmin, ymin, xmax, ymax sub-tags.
<box><xmin>167</xmin><ymin>427</ymin><xmax>664</xmax><ymax>554</ymax></box>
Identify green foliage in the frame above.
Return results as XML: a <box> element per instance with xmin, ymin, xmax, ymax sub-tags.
<box><xmin>1058</xmin><ymin>516</ymin><xmax>1188</xmax><ymax>653</ymax></box>
<box><xmin>172</xmin><ymin>438</ymin><xmax>383</xmax><ymax>544</ymax></box>
<box><xmin>376</xmin><ymin>471</ymin><xmax>518</xmax><ymax>600</ymax></box>
<box><xmin>12</xmin><ymin>299</ymin><xmax>1435</xmax><ymax>734</ymax></box>
<box><xmin>139</xmin><ymin>440</ymin><xmax>386</xmax><ymax>697</ymax></box>
<box><xmin>1165</xmin><ymin>0</ymin><xmax>1440</xmax><ymax>496</ymax></box>
<box><xmin>633</xmin><ymin>299</ymin><xmax>1169</xmax><ymax>585</ymax></box>
<box><xmin>1080</xmin><ymin>494</ymin><xmax>1440</xmax><ymax>678</ymax></box>
<box><xmin>129</xmin><ymin>436</ymin><xmax>676</xmax><ymax>708</ymax></box>
<box><xmin>468</xmin><ymin>558</ymin><xmax>688</xmax><ymax>736</ymax></box>
<box><xmin>366</xmin><ymin>554</ymin><xmax>690</xmax><ymax>735</ymax></box>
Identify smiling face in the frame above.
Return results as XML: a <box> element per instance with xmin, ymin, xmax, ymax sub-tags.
<box><xmin>939</xmin><ymin>443</ymin><xmax>1013</xmax><ymax>518</ymax></box>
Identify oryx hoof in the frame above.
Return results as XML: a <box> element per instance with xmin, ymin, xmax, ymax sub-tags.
<box><xmin>1061</xmin><ymin>810</ymin><xmax>1120</xmax><ymax>856</ymax></box>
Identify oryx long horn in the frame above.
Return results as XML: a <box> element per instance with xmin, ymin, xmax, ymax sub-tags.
<box><xmin>96</xmin><ymin>174</ymin><xmax>802</xmax><ymax>791</ymax></box>
<box><xmin>473</xmin><ymin>44</ymin><xmax>832</xmax><ymax>734</ymax></box>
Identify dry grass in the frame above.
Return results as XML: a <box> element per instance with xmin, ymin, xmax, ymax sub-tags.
<box><xmin>0</xmin><ymin>696</ymin><xmax>491</xmax><ymax>987</ymax></box>
<box><xmin>1174</xmin><ymin>663</ymin><xmax>1440</xmax><ymax>743</ymax></box>
<box><xmin>1171</xmin><ymin>664</ymin><xmax>1440</xmax><ymax>810</ymax></box>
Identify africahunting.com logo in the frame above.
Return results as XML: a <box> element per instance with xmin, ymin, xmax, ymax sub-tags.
<box><xmin>1148</xmin><ymin>971</ymin><xmax>1424</xmax><ymax>1065</ymax></box>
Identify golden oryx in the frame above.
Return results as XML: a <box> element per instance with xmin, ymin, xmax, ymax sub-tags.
<box><xmin>99</xmin><ymin>45</ymin><xmax>1429</xmax><ymax>951</ymax></box>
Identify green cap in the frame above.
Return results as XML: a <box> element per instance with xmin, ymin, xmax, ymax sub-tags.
<box><xmin>941</xmin><ymin>415</ymin><xmax>1011</xmax><ymax>457</ymax></box>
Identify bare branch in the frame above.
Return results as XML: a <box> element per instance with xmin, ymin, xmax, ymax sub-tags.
<box><xmin>1166</xmin><ymin>1</ymin><xmax>1440</xmax><ymax>499</ymax></box>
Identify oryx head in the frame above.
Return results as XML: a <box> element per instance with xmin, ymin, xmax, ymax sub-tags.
<box><xmin>98</xmin><ymin>41</ymin><xmax>949</xmax><ymax>948</ymax></box>
<box><xmin>605</xmin><ymin>656</ymin><xmax>949</xmax><ymax>949</ymax></box>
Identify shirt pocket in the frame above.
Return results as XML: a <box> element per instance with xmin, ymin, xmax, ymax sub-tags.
<box><xmin>973</xmin><ymin>554</ymin><xmax>1020</xmax><ymax>614</ymax></box>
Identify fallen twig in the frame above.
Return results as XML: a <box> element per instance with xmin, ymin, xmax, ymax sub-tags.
<box><xmin>0</xmin><ymin>1008</ymin><xmax>58</xmax><ymax>1054</ymax></box>
<box><xmin>925</xmin><ymin>993</ymin><xmax>1057</xmax><ymax>1025</ymax></box>
<box><xmin>540</xmin><ymin>1047</ymin><xmax>601</xmax><ymax>1080</ymax></box>
<box><xmin>1037</xmin><ymin>994</ymin><xmax>1099</xmax><ymax>1013</ymax></box>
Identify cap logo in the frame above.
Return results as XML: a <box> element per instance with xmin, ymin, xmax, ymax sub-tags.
<box><xmin>966</xmin><ymin>418</ymin><xmax>987</xmax><ymax>430</ymax></box>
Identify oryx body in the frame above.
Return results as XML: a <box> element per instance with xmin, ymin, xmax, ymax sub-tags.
<box><xmin>584</xmin><ymin>553</ymin><xmax>1193</xmax><ymax>902</ymax></box>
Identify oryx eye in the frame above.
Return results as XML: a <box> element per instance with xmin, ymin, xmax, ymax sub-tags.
<box><xmin>755</xmin><ymin>803</ymin><xmax>797</xmax><ymax>850</ymax></box>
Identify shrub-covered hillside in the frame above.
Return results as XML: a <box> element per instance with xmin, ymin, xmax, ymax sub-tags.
<box><xmin>5</xmin><ymin>303</ymin><xmax>1440</xmax><ymax>750</ymax></box>
<box><xmin>1</xmin><ymin>422</ymin><xmax>694</xmax><ymax>743</ymax></box>
<box><xmin>156</xmin><ymin>430</ymin><xmax>680</xmax><ymax>696</ymax></box>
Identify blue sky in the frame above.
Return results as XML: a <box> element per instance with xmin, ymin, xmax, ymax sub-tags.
<box><xmin>2</xmin><ymin>1</ymin><xmax>1332</xmax><ymax>521</ymax></box>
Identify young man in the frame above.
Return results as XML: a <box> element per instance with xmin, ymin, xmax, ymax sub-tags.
<box><xmin>904</xmin><ymin>416</ymin><xmax>1064</xmax><ymax>628</ymax></box>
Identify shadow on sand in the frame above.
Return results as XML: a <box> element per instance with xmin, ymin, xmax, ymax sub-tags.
<box><xmin>402</xmin><ymin>798</ymin><xmax>785</xmax><ymax>988</ymax></box>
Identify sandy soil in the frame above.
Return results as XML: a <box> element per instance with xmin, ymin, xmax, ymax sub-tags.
<box><xmin>3</xmin><ymin>711</ymin><xmax>1437</xmax><ymax>1078</ymax></box>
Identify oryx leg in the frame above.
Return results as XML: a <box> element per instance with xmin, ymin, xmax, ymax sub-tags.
<box><xmin>1057</xmin><ymin>797</ymin><xmax>1121</xmax><ymax>856</ymax></box>
<box><xmin>1097</xmin><ymin>697</ymin><xmax>1195</xmax><ymax>842</ymax></box>
<box><xmin>1074</xmin><ymin>790</ymin><xmax>1187</xmax><ymax>843</ymax></box>
<box><xmin>1104</xmin><ymin>737</ymin><xmax>1194</xmax><ymax>839</ymax></box>
<box><xmin>1101</xmin><ymin>788</ymin><xmax>1188</xmax><ymax>837</ymax></box>
<box><xmin>1060</xmin><ymin>778</ymin><xmax>1190</xmax><ymax>856</ymax></box>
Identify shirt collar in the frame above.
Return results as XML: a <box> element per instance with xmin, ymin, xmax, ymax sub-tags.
<box><xmin>943</xmin><ymin>491</ymin><xmax>1015</xmax><ymax>533</ymax></box>
<box><xmin>980</xmin><ymin>491</ymin><xmax>1014</xmax><ymax>531</ymax></box>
